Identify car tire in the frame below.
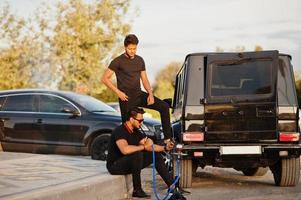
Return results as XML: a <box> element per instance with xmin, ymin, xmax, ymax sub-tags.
<box><xmin>242</xmin><ymin>167</ymin><xmax>268</xmax><ymax>176</ymax></box>
<box><xmin>271</xmin><ymin>157</ymin><xmax>300</xmax><ymax>187</ymax></box>
<box><xmin>173</xmin><ymin>158</ymin><xmax>192</xmax><ymax>188</ymax></box>
<box><xmin>192</xmin><ymin>160</ymin><xmax>198</xmax><ymax>176</ymax></box>
<box><xmin>90</xmin><ymin>134</ymin><xmax>110</xmax><ymax>161</ymax></box>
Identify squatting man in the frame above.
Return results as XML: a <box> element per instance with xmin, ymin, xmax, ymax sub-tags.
<box><xmin>106</xmin><ymin>107</ymin><xmax>179</xmax><ymax>198</ymax></box>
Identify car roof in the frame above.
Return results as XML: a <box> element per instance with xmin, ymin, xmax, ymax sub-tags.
<box><xmin>0</xmin><ymin>88</ymin><xmax>77</xmax><ymax>96</ymax></box>
<box><xmin>184</xmin><ymin>51</ymin><xmax>292</xmax><ymax>60</ymax></box>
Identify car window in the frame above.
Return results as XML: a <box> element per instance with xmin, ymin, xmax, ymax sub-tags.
<box><xmin>0</xmin><ymin>97</ymin><xmax>6</xmax><ymax>110</ymax></box>
<box><xmin>40</xmin><ymin>95</ymin><xmax>76</xmax><ymax>113</ymax></box>
<box><xmin>210</xmin><ymin>60</ymin><xmax>272</xmax><ymax>97</ymax></box>
<box><xmin>277</xmin><ymin>57</ymin><xmax>298</xmax><ymax>105</ymax></box>
<box><xmin>2</xmin><ymin>95</ymin><xmax>36</xmax><ymax>112</ymax></box>
<box><xmin>174</xmin><ymin>63</ymin><xmax>186</xmax><ymax>108</ymax></box>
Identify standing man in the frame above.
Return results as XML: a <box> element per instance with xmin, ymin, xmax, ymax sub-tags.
<box><xmin>106</xmin><ymin>107</ymin><xmax>176</xmax><ymax>198</ymax></box>
<box><xmin>101</xmin><ymin>34</ymin><xmax>172</xmax><ymax>142</ymax></box>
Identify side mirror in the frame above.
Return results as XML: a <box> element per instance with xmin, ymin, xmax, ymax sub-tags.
<box><xmin>62</xmin><ymin>107</ymin><xmax>80</xmax><ymax>116</ymax></box>
<box><xmin>163</xmin><ymin>98</ymin><xmax>173</xmax><ymax>108</ymax></box>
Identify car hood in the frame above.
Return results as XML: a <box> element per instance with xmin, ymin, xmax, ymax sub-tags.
<box><xmin>143</xmin><ymin>117</ymin><xmax>160</xmax><ymax>125</ymax></box>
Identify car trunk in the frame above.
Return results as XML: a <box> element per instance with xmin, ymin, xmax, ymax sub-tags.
<box><xmin>204</xmin><ymin>51</ymin><xmax>279</xmax><ymax>143</ymax></box>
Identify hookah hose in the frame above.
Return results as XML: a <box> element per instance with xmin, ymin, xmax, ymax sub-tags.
<box><xmin>138</xmin><ymin>128</ymin><xmax>180</xmax><ymax>200</ymax></box>
<box><xmin>152</xmin><ymin>144</ymin><xmax>180</xmax><ymax>200</ymax></box>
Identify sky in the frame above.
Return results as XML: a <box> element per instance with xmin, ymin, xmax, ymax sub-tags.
<box><xmin>1</xmin><ymin>0</ymin><xmax>301</xmax><ymax>84</ymax></box>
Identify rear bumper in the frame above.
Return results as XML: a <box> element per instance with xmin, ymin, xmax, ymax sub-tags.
<box><xmin>179</xmin><ymin>143</ymin><xmax>301</xmax><ymax>157</ymax></box>
<box><xmin>178</xmin><ymin>143</ymin><xmax>301</xmax><ymax>168</ymax></box>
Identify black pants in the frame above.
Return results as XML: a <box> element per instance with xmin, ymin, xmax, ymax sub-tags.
<box><xmin>107</xmin><ymin>151</ymin><xmax>173</xmax><ymax>190</ymax></box>
<box><xmin>119</xmin><ymin>91</ymin><xmax>172</xmax><ymax>139</ymax></box>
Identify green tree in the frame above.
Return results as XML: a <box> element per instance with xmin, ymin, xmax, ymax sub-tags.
<box><xmin>215</xmin><ymin>45</ymin><xmax>263</xmax><ymax>52</ymax></box>
<box><xmin>0</xmin><ymin>4</ymin><xmax>40</xmax><ymax>89</ymax></box>
<box><xmin>52</xmin><ymin>0</ymin><xmax>131</xmax><ymax>97</ymax></box>
<box><xmin>0</xmin><ymin>0</ymin><xmax>133</xmax><ymax>100</ymax></box>
<box><xmin>153</xmin><ymin>61</ymin><xmax>182</xmax><ymax>100</ymax></box>
<box><xmin>255</xmin><ymin>45</ymin><xmax>263</xmax><ymax>51</ymax></box>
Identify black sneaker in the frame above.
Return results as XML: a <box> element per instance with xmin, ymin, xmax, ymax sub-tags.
<box><xmin>169</xmin><ymin>187</ymin><xmax>188</xmax><ymax>200</ymax></box>
<box><xmin>168</xmin><ymin>192</ymin><xmax>187</xmax><ymax>200</ymax></box>
<box><xmin>132</xmin><ymin>189</ymin><xmax>151</xmax><ymax>198</ymax></box>
<box><xmin>176</xmin><ymin>187</ymin><xmax>190</xmax><ymax>194</ymax></box>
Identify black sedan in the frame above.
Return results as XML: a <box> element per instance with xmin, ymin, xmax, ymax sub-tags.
<box><xmin>0</xmin><ymin>89</ymin><xmax>163</xmax><ymax>160</ymax></box>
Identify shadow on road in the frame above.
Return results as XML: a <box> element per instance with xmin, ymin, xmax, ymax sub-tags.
<box><xmin>192</xmin><ymin>167</ymin><xmax>275</xmax><ymax>188</ymax></box>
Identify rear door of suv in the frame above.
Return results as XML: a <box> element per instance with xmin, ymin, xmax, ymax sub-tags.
<box><xmin>205</xmin><ymin>51</ymin><xmax>279</xmax><ymax>143</ymax></box>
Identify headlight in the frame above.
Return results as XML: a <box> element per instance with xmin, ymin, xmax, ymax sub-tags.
<box><xmin>140</xmin><ymin>123</ymin><xmax>150</xmax><ymax>131</ymax></box>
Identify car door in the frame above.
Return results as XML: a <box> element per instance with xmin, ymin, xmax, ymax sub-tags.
<box><xmin>0</xmin><ymin>94</ymin><xmax>38</xmax><ymax>145</ymax></box>
<box><xmin>34</xmin><ymin>94</ymin><xmax>88</xmax><ymax>146</ymax></box>
<box><xmin>205</xmin><ymin>51</ymin><xmax>279</xmax><ymax>142</ymax></box>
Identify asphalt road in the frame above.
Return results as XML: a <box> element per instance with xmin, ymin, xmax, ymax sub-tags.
<box><xmin>138</xmin><ymin>166</ymin><xmax>301</xmax><ymax>200</ymax></box>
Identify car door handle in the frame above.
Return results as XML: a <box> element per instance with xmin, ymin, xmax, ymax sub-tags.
<box><xmin>257</xmin><ymin>109</ymin><xmax>273</xmax><ymax>114</ymax></box>
<box><xmin>238</xmin><ymin>110</ymin><xmax>244</xmax><ymax>115</ymax></box>
<box><xmin>256</xmin><ymin>109</ymin><xmax>274</xmax><ymax>117</ymax></box>
<box><xmin>36</xmin><ymin>119</ymin><xmax>43</xmax><ymax>124</ymax></box>
<box><xmin>222</xmin><ymin>111</ymin><xmax>228</xmax><ymax>116</ymax></box>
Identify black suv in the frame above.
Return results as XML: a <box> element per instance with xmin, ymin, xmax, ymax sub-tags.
<box><xmin>0</xmin><ymin>89</ymin><xmax>162</xmax><ymax>160</ymax></box>
<box><xmin>171</xmin><ymin>51</ymin><xmax>301</xmax><ymax>188</ymax></box>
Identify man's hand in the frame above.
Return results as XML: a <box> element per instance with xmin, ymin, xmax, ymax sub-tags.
<box><xmin>117</xmin><ymin>91</ymin><xmax>128</xmax><ymax>101</ymax></box>
<box><xmin>142</xmin><ymin>137</ymin><xmax>154</xmax><ymax>151</ymax></box>
<box><xmin>165</xmin><ymin>141</ymin><xmax>174</xmax><ymax>151</ymax></box>
<box><xmin>147</xmin><ymin>93</ymin><xmax>155</xmax><ymax>105</ymax></box>
<box><xmin>163</xmin><ymin>139</ymin><xmax>175</xmax><ymax>151</ymax></box>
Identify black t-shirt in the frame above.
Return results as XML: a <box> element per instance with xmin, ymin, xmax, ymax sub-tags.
<box><xmin>106</xmin><ymin>124</ymin><xmax>145</xmax><ymax>166</ymax></box>
<box><xmin>108</xmin><ymin>54</ymin><xmax>145</xmax><ymax>96</ymax></box>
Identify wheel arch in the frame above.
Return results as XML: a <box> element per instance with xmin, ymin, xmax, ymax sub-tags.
<box><xmin>83</xmin><ymin>122</ymin><xmax>119</xmax><ymax>150</ymax></box>
<box><xmin>87</xmin><ymin>129</ymin><xmax>113</xmax><ymax>153</ymax></box>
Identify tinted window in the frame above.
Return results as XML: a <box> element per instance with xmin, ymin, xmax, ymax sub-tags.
<box><xmin>210</xmin><ymin>60</ymin><xmax>272</xmax><ymax>97</ymax></box>
<box><xmin>40</xmin><ymin>95</ymin><xmax>75</xmax><ymax>113</ymax></box>
<box><xmin>175</xmin><ymin>64</ymin><xmax>186</xmax><ymax>107</ymax></box>
<box><xmin>2</xmin><ymin>95</ymin><xmax>36</xmax><ymax>112</ymax></box>
<box><xmin>0</xmin><ymin>97</ymin><xmax>6</xmax><ymax>110</ymax></box>
<box><xmin>277</xmin><ymin>57</ymin><xmax>298</xmax><ymax>105</ymax></box>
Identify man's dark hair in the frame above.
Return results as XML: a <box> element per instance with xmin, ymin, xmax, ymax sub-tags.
<box><xmin>127</xmin><ymin>107</ymin><xmax>145</xmax><ymax>120</ymax></box>
<box><xmin>124</xmin><ymin>34</ymin><xmax>139</xmax><ymax>46</ymax></box>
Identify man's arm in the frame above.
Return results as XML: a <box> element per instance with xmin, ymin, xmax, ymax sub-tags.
<box><xmin>140</xmin><ymin>71</ymin><xmax>154</xmax><ymax>105</ymax></box>
<box><xmin>139</xmin><ymin>137</ymin><xmax>174</xmax><ymax>152</ymax></box>
<box><xmin>101</xmin><ymin>68</ymin><xmax>128</xmax><ymax>101</ymax></box>
<box><xmin>140</xmin><ymin>71</ymin><xmax>153</xmax><ymax>94</ymax></box>
<box><xmin>116</xmin><ymin>139</ymin><xmax>144</xmax><ymax>155</ymax></box>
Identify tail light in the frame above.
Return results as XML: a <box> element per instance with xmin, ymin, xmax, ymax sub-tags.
<box><xmin>279</xmin><ymin>132</ymin><xmax>300</xmax><ymax>142</ymax></box>
<box><xmin>183</xmin><ymin>132</ymin><xmax>204</xmax><ymax>141</ymax></box>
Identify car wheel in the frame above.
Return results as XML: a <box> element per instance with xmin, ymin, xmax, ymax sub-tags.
<box><xmin>242</xmin><ymin>167</ymin><xmax>268</xmax><ymax>176</ymax></box>
<box><xmin>90</xmin><ymin>134</ymin><xmax>110</xmax><ymax>161</ymax></box>
<box><xmin>173</xmin><ymin>158</ymin><xmax>192</xmax><ymax>188</ymax></box>
<box><xmin>271</xmin><ymin>157</ymin><xmax>300</xmax><ymax>186</ymax></box>
<box><xmin>192</xmin><ymin>160</ymin><xmax>198</xmax><ymax>176</ymax></box>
